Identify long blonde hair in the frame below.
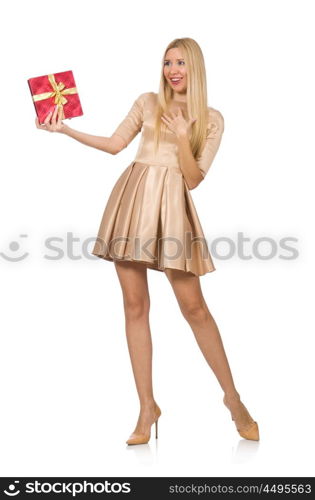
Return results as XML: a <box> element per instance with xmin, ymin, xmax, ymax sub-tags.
<box><xmin>153</xmin><ymin>37</ymin><xmax>209</xmax><ymax>159</ymax></box>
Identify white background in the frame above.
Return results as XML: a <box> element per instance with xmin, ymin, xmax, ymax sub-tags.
<box><xmin>1</xmin><ymin>0</ymin><xmax>314</xmax><ymax>478</ymax></box>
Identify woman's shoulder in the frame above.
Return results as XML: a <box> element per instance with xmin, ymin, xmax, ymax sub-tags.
<box><xmin>207</xmin><ymin>106</ymin><xmax>224</xmax><ymax>132</ymax></box>
<box><xmin>143</xmin><ymin>91</ymin><xmax>157</xmax><ymax>106</ymax></box>
<box><xmin>208</xmin><ymin>105</ymin><xmax>224</xmax><ymax>122</ymax></box>
<box><xmin>133</xmin><ymin>91</ymin><xmax>156</xmax><ymax>110</ymax></box>
<box><xmin>136</xmin><ymin>91</ymin><xmax>156</xmax><ymax>101</ymax></box>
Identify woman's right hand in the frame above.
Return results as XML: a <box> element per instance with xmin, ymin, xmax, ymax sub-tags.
<box><xmin>35</xmin><ymin>105</ymin><xmax>67</xmax><ymax>133</ymax></box>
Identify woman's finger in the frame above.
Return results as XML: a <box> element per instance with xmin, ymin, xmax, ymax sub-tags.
<box><xmin>51</xmin><ymin>105</ymin><xmax>59</xmax><ymax>126</ymax></box>
<box><xmin>161</xmin><ymin>116</ymin><xmax>175</xmax><ymax>132</ymax></box>
<box><xmin>43</xmin><ymin>111</ymin><xmax>52</xmax><ymax>127</ymax></box>
<box><xmin>35</xmin><ymin>117</ymin><xmax>45</xmax><ymax>129</ymax></box>
<box><xmin>161</xmin><ymin>113</ymin><xmax>171</xmax><ymax>123</ymax></box>
<box><xmin>35</xmin><ymin>117</ymin><xmax>46</xmax><ymax>129</ymax></box>
<box><xmin>57</xmin><ymin>106</ymin><xmax>63</xmax><ymax>126</ymax></box>
<box><xmin>44</xmin><ymin>111</ymin><xmax>52</xmax><ymax>123</ymax></box>
<box><xmin>51</xmin><ymin>105</ymin><xmax>58</xmax><ymax>126</ymax></box>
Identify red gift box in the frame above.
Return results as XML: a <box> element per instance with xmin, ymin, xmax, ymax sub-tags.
<box><xmin>27</xmin><ymin>70</ymin><xmax>83</xmax><ymax>124</ymax></box>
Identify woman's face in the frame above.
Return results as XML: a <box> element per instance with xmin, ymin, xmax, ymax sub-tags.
<box><xmin>163</xmin><ymin>47</ymin><xmax>187</xmax><ymax>95</ymax></box>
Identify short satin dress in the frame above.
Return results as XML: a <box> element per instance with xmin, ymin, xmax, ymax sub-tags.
<box><xmin>91</xmin><ymin>92</ymin><xmax>224</xmax><ymax>276</ymax></box>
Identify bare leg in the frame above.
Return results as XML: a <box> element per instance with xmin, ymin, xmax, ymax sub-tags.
<box><xmin>114</xmin><ymin>260</ymin><xmax>160</xmax><ymax>436</ymax></box>
<box><xmin>164</xmin><ymin>268</ymin><xmax>257</xmax><ymax>431</ymax></box>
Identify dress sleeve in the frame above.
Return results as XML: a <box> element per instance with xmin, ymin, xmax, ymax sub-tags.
<box><xmin>112</xmin><ymin>93</ymin><xmax>146</xmax><ymax>148</ymax></box>
<box><xmin>196</xmin><ymin>109</ymin><xmax>225</xmax><ymax>179</ymax></box>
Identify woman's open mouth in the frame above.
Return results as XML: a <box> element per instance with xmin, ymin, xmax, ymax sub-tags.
<box><xmin>170</xmin><ymin>78</ymin><xmax>182</xmax><ymax>86</ymax></box>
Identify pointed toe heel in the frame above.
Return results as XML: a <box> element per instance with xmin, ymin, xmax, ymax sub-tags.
<box><xmin>126</xmin><ymin>404</ymin><xmax>161</xmax><ymax>446</ymax></box>
<box><xmin>126</xmin><ymin>433</ymin><xmax>150</xmax><ymax>445</ymax></box>
<box><xmin>223</xmin><ymin>395</ymin><xmax>260</xmax><ymax>441</ymax></box>
<box><xmin>238</xmin><ymin>421</ymin><xmax>260</xmax><ymax>441</ymax></box>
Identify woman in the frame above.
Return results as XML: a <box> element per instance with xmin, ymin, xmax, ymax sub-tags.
<box><xmin>36</xmin><ymin>37</ymin><xmax>259</xmax><ymax>444</ymax></box>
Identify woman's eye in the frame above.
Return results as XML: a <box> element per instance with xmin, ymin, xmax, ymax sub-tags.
<box><xmin>163</xmin><ymin>61</ymin><xmax>185</xmax><ymax>66</ymax></box>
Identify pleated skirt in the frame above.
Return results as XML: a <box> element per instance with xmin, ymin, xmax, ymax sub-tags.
<box><xmin>91</xmin><ymin>161</ymin><xmax>216</xmax><ymax>276</ymax></box>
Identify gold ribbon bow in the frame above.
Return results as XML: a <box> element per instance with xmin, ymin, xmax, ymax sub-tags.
<box><xmin>32</xmin><ymin>73</ymin><xmax>78</xmax><ymax>119</ymax></box>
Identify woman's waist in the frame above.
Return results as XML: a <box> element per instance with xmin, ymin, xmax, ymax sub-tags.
<box><xmin>133</xmin><ymin>159</ymin><xmax>182</xmax><ymax>173</ymax></box>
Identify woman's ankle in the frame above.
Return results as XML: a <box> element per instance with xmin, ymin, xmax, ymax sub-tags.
<box><xmin>140</xmin><ymin>398</ymin><xmax>157</xmax><ymax>411</ymax></box>
<box><xmin>223</xmin><ymin>390</ymin><xmax>240</xmax><ymax>403</ymax></box>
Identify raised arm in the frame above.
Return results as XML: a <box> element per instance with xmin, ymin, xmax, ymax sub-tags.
<box><xmin>60</xmin><ymin>125</ymin><xmax>125</xmax><ymax>155</ymax></box>
<box><xmin>35</xmin><ymin>92</ymin><xmax>146</xmax><ymax>155</ymax></box>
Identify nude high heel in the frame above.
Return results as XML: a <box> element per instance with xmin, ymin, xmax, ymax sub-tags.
<box><xmin>126</xmin><ymin>404</ymin><xmax>162</xmax><ymax>445</ymax></box>
<box><xmin>223</xmin><ymin>395</ymin><xmax>260</xmax><ymax>441</ymax></box>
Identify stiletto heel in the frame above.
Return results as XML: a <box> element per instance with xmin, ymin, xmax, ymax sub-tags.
<box><xmin>126</xmin><ymin>404</ymin><xmax>161</xmax><ymax>445</ymax></box>
<box><xmin>223</xmin><ymin>395</ymin><xmax>259</xmax><ymax>441</ymax></box>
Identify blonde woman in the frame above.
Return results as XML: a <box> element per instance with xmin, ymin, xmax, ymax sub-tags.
<box><xmin>36</xmin><ymin>37</ymin><xmax>259</xmax><ymax>445</ymax></box>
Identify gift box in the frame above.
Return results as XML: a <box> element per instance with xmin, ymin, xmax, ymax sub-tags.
<box><xmin>27</xmin><ymin>70</ymin><xmax>83</xmax><ymax>124</ymax></box>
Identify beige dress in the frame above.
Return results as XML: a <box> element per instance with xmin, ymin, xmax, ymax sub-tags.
<box><xmin>91</xmin><ymin>92</ymin><xmax>224</xmax><ymax>276</ymax></box>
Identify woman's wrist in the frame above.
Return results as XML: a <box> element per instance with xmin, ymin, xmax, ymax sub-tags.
<box><xmin>60</xmin><ymin>123</ymin><xmax>71</xmax><ymax>135</ymax></box>
<box><xmin>175</xmin><ymin>130</ymin><xmax>189</xmax><ymax>141</ymax></box>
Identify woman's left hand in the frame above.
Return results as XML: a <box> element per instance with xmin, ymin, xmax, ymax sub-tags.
<box><xmin>161</xmin><ymin>107</ymin><xmax>196</xmax><ymax>137</ymax></box>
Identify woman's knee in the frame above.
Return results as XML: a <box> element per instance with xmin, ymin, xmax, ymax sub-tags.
<box><xmin>180</xmin><ymin>301</ymin><xmax>210</xmax><ymax>323</ymax></box>
<box><xmin>123</xmin><ymin>295</ymin><xmax>150</xmax><ymax>320</ymax></box>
